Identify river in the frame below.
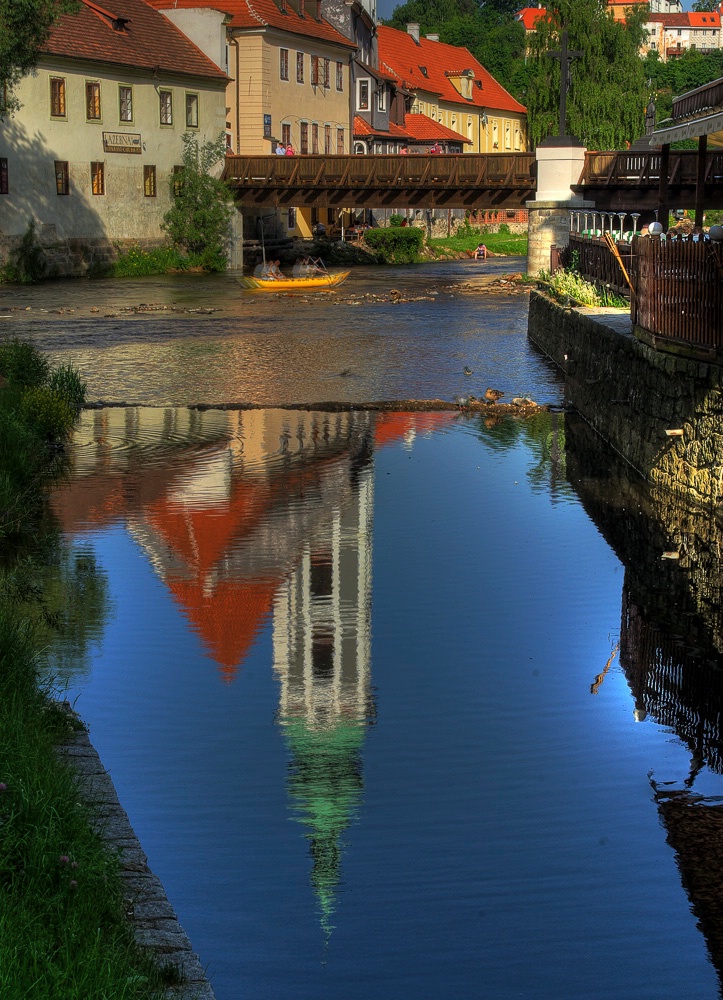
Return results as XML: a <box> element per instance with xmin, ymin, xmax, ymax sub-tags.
<box><xmin>13</xmin><ymin>259</ymin><xmax>723</xmax><ymax>999</ymax></box>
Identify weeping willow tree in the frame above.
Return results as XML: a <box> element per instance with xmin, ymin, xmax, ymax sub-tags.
<box><xmin>525</xmin><ymin>0</ymin><xmax>648</xmax><ymax>150</ymax></box>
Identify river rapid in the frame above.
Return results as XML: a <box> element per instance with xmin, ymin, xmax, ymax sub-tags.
<box><xmin>10</xmin><ymin>258</ymin><xmax>723</xmax><ymax>999</ymax></box>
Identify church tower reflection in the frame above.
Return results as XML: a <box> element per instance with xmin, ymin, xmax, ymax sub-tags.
<box><xmin>272</xmin><ymin>451</ymin><xmax>376</xmax><ymax>936</ymax></box>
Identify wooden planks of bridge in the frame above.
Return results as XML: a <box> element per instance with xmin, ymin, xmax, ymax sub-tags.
<box><xmin>221</xmin><ymin>153</ymin><xmax>537</xmax><ymax>210</ymax></box>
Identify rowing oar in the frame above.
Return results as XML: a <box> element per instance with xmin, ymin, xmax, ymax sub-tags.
<box><xmin>603</xmin><ymin>231</ymin><xmax>635</xmax><ymax>303</ymax></box>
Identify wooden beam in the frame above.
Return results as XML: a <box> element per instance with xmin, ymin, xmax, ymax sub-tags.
<box><xmin>695</xmin><ymin>133</ymin><xmax>707</xmax><ymax>229</ymax></box>
<box><xmin>657</xmin><ymin>143</ymin><xmax>670</xmax><ymax>228</ymax></box>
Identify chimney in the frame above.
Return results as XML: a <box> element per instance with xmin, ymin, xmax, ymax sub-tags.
<box><xmin>426</xmin><ymin>33</ymin><xmax>439</xmax><ymax>41</ymax></box>
<box><xmin>406</xmin><ymin>22</ymin><xmax>420</xmax><ymax>44</ymax></box>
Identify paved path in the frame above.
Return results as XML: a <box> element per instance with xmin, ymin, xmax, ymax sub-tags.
<box><xmin>57</xmin><ymin>714</ymin><xmax>216</xmax><ymax>1000</ymax></box>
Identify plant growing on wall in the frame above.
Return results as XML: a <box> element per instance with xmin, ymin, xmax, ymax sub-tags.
<box><xmin>0</xmin><ymin>0</ymin><xmax>79</xmax><ymax>118</ymax></box>
<box><xmin>162</xmin><ymin>132</ymin><xmax>234</xmax><ymax>272</ymax></box>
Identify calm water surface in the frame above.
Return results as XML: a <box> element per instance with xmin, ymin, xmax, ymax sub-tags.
<box><xmin>49</xmin><ymin>405</ymin><xmax>723</xmax><ymax>1000</ymax></box>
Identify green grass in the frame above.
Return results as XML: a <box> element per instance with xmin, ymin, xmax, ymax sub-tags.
<box><xmin>112</xmin><ymin>244</ymin><xmax>201</xmax><ymax>277</ymax></box>
<box><xmin>428</xmin><ymin>224</ymin><xmax>528</xmax><ymax>258</ymax></box>
<box><xmin>0</xmin><ymin>340</ymin><xmax>172</xmax><ymax>998</ymax></box>
<box><xmin>537</xmin><ymin>268</ymin><xmax>628</xmax><ymax>308</ymax></box>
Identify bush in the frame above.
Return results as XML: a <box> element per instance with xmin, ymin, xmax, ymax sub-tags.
<box><xmin>389</xmin><ymin>214</ymin><xmax>404</xmax><ymax>227</ymax></box>
<box><xmin>363</xmin><ymin>226</ymin><xmax>424</xmax><ymax>263</ymax></box>
<box><xmin>162</xmin><ymin>132</ymin><xmax>234</xmax><ymax>272</ymax></box>
<box><xmin>113</xmin><ymin>244</ymin><xmax>192</xmax><ymax>277</ymax></box>
<box><xmin>20</xmin><ymin>386</ymin><xmax>75</xmax><ymax>440</ymax></box>
<box><xmin>49</xmin><ymin>364</ymin><xmax>86</xmax><ymax>418</ymax></box>
<box><xmin>0</xmin><ymin>338</ymin><xmax>51</xmax><ymax>388</ymax></box>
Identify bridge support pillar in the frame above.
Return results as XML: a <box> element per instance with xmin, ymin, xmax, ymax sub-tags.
<box><xmin>526</xmin><ymin>139</ymin><xmax>592</xmax><ymax>276</ymax></box>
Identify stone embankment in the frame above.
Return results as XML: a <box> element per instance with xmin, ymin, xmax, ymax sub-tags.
<box><xmin>528</xmin><ymin>290</ymin><xmax>723</xmax><ymax>509</ymax></box>
<box><xmin>57</xmin><ymin>714</ymin><xmax>216</xmax><ymax>1000</ymax></box>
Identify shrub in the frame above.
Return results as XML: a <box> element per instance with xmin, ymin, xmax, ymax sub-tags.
<box><xmin>0</xmin><ymin>338</ymin><xmax>51</xmax><ymax>388</ymax></box>
<box><xmin>20</xmin><ymin>386</ymin><xmax>75</xmax><ymax>440</ymax></box>
<box><xmin>162</xmin><ymin>132</ymin><xmax>234</xmax><ymax>272</ymax></box>
<box><xmin>113</xmin><ymin>244</ymin><xmax>192</xmax><ymax>277</ymax></box>
<box><xmin>363</xmin><ymin>226</ymin><xmax>424</xmax><ymax>263</ymax></box>
<box><xmin>49</xmin><ymin>364</ymin><xmax>86</xmax><ymax>418</ymax></box>
<box><xmin>389</xmin><ymin>214</ymin><xmax>404</xmax><ymax>227</ymax></box>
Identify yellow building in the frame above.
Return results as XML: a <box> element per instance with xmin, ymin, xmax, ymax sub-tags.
<box><xmin>149</xmin><ymin>0</ymin><xmax>356</xmax><ymax>239</ymax></box>
<box><xmin>377</xmin><ymin>24</ymin><xmax>528</xmax><ymax>154</ymax></box>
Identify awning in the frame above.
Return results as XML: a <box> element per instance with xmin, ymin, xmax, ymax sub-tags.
<box><xmin>650</xmin><ymin>109</ymin><xmax>723</xmax><ymax>145</ymax></box>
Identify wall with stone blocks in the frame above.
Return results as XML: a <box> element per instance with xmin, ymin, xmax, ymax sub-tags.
<box><xmin>528</xmin><ymin>290</ymin><xmax>723</xmax><ymax>509</ymax></box>
<box><xmin>0</xmin><ymin>229</ymin><xmax>166</xmax><ymax>278</ymax></box>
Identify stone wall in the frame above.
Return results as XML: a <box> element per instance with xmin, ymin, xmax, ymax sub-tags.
<box><xmin>528</xmin><ymin>290</ymin><xmax>723</xmax><ymax>508</ymax></box>
<box><xmin>0</xmin><ymin>228</ymin><xmax>167</xmax><ymax>278</ymax></box>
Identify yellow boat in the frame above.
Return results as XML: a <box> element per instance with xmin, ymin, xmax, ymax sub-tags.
<box><xmin>237</xmin><ymin>270</ymin><xmax>350</xmax><ymax>292</ymax></box>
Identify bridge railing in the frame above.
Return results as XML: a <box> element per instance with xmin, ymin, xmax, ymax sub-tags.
<box><xmin>577</xmin><ymin>150</ymin><xmax>723</xmax><ymax>187</ymax></box>
<box><xmin>222</xmin><ymin>153</ymin><xmax>537</xmax><ymax>190</ymax></box>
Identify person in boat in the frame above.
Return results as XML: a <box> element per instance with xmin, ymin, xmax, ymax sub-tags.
<box><xmin>269</xmin><ymin>260</ymin><xmax>284</xmax><ymax>279</ymax></box>
<box><xmin>474</xmin><ymin>242</ymin><xmax>488</xmax><ymax>260</ymax></box>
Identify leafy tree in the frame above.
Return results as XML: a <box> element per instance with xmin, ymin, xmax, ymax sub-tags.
<box><xmin>644</xmin><ymin>47</ymin><xmax>723</xmax><ymax>123</ymax></box>
<box><xmin>525</xmin><ymin>0</ymin><xmax>648</xmax><ymax>148</ymax></box>
<box><xmin>162</xmin><ymin>132</ymin><xmax>234</xmax><ymax>272</ymax></box>
<box><xmin>692</xmin><ymin>0</ymin><xmax>718</xmax><ymax>10</ymax></box>
<box><xmin>0</xmin><ymin>0</ymin><xmax>79</xmax><ymax>118</ymax></box>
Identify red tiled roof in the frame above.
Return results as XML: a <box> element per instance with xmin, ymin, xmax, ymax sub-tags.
<box><xmin>353</xmin><ymin>115</ymin><xmax>413</xmax><ymax>139</ymax></box>
<box><xmin>516</xmin><ymin>7</ymin><xmax>547</xmax><ymax>31</ymax></box>
<box><xmin>688</xmin><ymin>11</ymin><xmax>721</xmax><ymax>26</ymax></box>
<box><xmin>403</xmin><ymin>113</ymin><xmax>471</xmax><ymax>143</ymax></box>
<box><xmin>647</xmin><ymin>12</ymin><xmax>720</xmax><ymax>26</ymax></box>
<box><xmin>377</xmin><ymin>25</ymin><xmax>525</xmax><ymax>115</ymax></box>
<box><xmin>42</xmin><ymin>0</ymin><xmax>228</xmax><ymax>80</ymax></box>
<box><xmin>146</xmin><ymin>0</ymin><xmax>357</xmax><ymax>49</ymax></box>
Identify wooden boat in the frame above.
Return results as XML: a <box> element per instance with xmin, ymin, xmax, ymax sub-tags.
<box><xmin>237</xmin><ymin>270</ymin><xmax>350</xmax><ymax>291</ymax></box>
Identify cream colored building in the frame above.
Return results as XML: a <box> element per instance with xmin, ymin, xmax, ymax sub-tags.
<box><xmin>0</xmin><ymin>0</ymin><xmax>228</xmax><ymax>273</ymax></box>
<box><xmin>149</xmin><ymin>0</ymin><xmax>357</xmax><ymax>239</ymax></box>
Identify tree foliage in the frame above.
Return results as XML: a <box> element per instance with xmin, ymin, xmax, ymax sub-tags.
<box><xmin>0</xmin><ymin>0</ymin><xmax>79</xmax><ymax>118</ymax></box>
<box><xmin>162</xmin><ymin>133</ymin><xmax>234</xmax><ymax>272</ymax></box>
<box><xmin>524</xmin><ymin>0</ymin><xmax>648</xmax><ymax>149</ymax></box>
<box><xmin>383</xmin><ymin>0</ymin><xmax>527</xmax><ymax>95</ymax></box>
<box><xmin>644</xmin><ymin>48</ymin><xmax>723</xmax><ymax>123</ymax></box>
<box><xmin>691</xmin><ymin>0</ymin><xmax>718</xmax><ymax>10</ymax></box>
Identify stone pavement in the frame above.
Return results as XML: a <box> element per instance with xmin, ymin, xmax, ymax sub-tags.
<box><xmin>56</xmin><ymin>714</ymin><xmax>216</xmax><ymax>1000</ymax></box>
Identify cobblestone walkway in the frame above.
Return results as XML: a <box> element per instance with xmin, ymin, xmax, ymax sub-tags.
<box><xmin>57</xmin><ymin>717</ymin><xmax>216</xmax><ymax>1000</ymax></box>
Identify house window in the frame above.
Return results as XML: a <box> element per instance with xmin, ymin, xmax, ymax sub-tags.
<box><xmin>337</xmin><ymin>128</ymin><xmax>344</xmax><ymax>154</ymax></box>
<box><xmin>336</xmin><ymin>61</ymin><xmax>343</xmax><ymax>91</ymax></box>
<box><xmin>323</xmin><ymin>58</ymin><xmax>330</xmax><ymax>88</ymax></box>
<box><xmin>282</xmin><ymin>123</ymin><xmax>291</xmax><ymax>146</ymax></box>
<box><xmin>186</xmin><ymin>93</ymin><xmax>199</xmax><ymax>128</ymax></box>
<box><xmin>0</xmin><ymin>158</ymin><xmax>8</xmax><ymax>194</ymax></box>
<box><xmin>358</xmin><ymin>79</ymin><xmax>369</xmax><ymax>110</ymax></box>
<box><xmin>287</xmin><ymin>207</ymin><xmax>296</xmax><ymax>229</ymax></box>
<box><xmin>492</xmin><ymin>120</ymin><xmax>499</xmax><ymax>148</ymax></box>
<box><xmin>55</xmin><ymin>160</ymin><xmax>69</xmax><ymax>195</ymax></box>
<box><xmin>159</xmin><ymin>90</ymin><xmax>173</xmax><ymax>125</ymax></box>
<box><xmin>300</xmin><ymin>121</ymin><xmax>309</xmax><ymax>153</ymax></box>
<box><xmin>297</xmin><ymin>52</ymin><xmax>304</xmax><ymax>83</ymax></box>
<box><xmin>280</xmin><ymin>48</ymin><xmax>289</xmax><ymax>80</ymax></box>
<box><xmin>50</xmin><ymin>77</ymin><xmax>66</xmax><ymax>118</ymax></box>
<box><xmin>172</xmin><ymin>165</ymin><xmax>183</xmax><ymax>196</ymax></box>
<box><xmin>312</xmin><ymin>123</ymin><xmax>319</xmax><ymax>153</ymax></box>
<box><xmin>119</xmin><ymin>85</ymin><xmax>133</xmax><ymax>122</ymax></box>
<box><xmin>144</xmin><ymin>164</ymin><xmax>156</xmax><ymax>197</ymax></box>
<box><xmin>324</xmin><ymin>124</ymin><xmax>331</xmax><ymax>153</ymax></box>
<box><xmin>91</xmin><ymin>161</ymin><xmax>105</xmax><ymax>195</ymax></box>
<box><xmin>311</xmin><ymin>207</ymin><xmax>319</xmax><ymax>226</ymax></box>
<box><xmin>504</xmin><ymin>121</ymin><xmax>511</xmax><ymax>149</ymax></box>
<box><xmin>85</xmin><ymin>81</ymin><xmax>101</xmax><ymax>120</ymax></box>
<box><xmin>311</xmin><ymin>55</ymin><xmax>319</xmax><ymax>86</ymax></box>
<box><xmin>377</xmin><ymin>86</ymin><xmax>386</xmax><ymax>112</ymax></box>
<box><xmin>514</xmin><ymin>124</ymin><xmax>521</xmax><ymax>150</ymax></box>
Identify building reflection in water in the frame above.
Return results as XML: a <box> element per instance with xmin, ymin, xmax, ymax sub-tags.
<box><xmin>565</xmin><ymin>412</ymin><xmax>723</xmax><ymax>991</ymax></box>
<box><xmin>53</xmin><ymin>404</ymin><xmax>448</xmax><ymax>937</ymax></box>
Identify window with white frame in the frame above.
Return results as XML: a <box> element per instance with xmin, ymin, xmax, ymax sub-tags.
<box><xmin>358</xmin><ymin>78</ymin><xmax>369</xmax><ymax>110</ymax></box>
<box><xmin>323</xmin><ymin>58</ymin><xmax>330</xmax><ymax>88</ymax></box>
<box><xmin>336</xmin><ymin>61</ymin><xmax>343</xmax><ymax>90</ymax></box>
<box><xmin>119</xmin><ymin>85</ymin><xmax>133</xmax><ymax>122</ymax></box>
<box><xmin>297</xmin><ymin>52</ymin><xmax>304</xmax><ymax>83</ymax></box>
<box><xmin>377</xmin><ymin>85</ymin><xmax>386</xmax><ymax>111</ymax></box>
<box><xmin>159</xmin><ymin>90</ymin><xmax>173</xmax><ymax>125</ymax></box>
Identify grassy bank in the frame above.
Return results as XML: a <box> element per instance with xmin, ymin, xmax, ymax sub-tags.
<box><xmin>0</xmin><ymin>339</ymin><xmax>170</xmax><ymax>999</ymax></box>
<box><xmin>428</xmin><ymin>224</ymin><xmax>528</xmax><ymax>259</ymax></box>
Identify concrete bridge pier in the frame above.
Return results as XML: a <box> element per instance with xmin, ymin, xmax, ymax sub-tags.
<box><xmin>526</xmin><ymin>138</ymin><xmax>593</xmax><ymax>276</ymax></box>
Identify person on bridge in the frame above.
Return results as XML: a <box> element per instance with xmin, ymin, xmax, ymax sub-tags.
<box><xmin>429</xmin><ymin>142</ymin><xmax>442</xmax><ymax>154</ymax></box>
<box><xmin>275</xmin><ymin>141</ymin><xmax>286</xmax><ymax>155</ymax></box>
<box><xmin>285</xmin><ymin>143</ymin><xmax>295</xmax><ymax>156</ymax></box>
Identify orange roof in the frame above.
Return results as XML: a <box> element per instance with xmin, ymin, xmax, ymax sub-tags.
<box><xmin>688</xmin><ymin>11</ymin><xmax>721</xmax><ymax>26</ymax></box>
<box><xmin>516</xmin><ymin>7</ymin><xmax>547</xmax><ymax>31</ymax></box>
<box><xmin>146</xmin><ymin>0</ymin><xmax>356</xmax><ymax>50</ymax></box>
<box><xmin>377</xmin><ymin>25</ymin><xmax>526</xmax><ymax>116</ymax></box>
<box><xmin>402</xmin><ymin>113</ymin><xmax>471</xmax><ymax>144</ymax></box>
<box><xmin>353</xmin><ymin>115</ymin><xmax>413</xmax><ymax>139</ymax></box>
<box><xmin>42</xmin><ymin>0</ymin><xmax>228</xmax><ymax>80</ymax></box>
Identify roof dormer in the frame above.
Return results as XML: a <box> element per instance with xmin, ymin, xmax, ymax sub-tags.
<box><xmin>445</xmin><ymin>68</ymin><xmax>475</xmax><ymax>100</ymax></box>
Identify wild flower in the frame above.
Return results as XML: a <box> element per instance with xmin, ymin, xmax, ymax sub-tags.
<box><xmin>59</xmin><ymin>854</ymin><xmax>70</xmax><ymax>864</ymax></box>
